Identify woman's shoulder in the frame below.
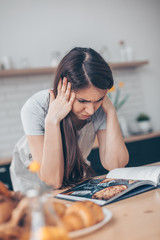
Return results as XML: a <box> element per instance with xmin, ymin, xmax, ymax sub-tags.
<box><xmin>29</xmin><ymin>89</ymin><xmax>49</xmax><ymax>104</ymax></box>
<box><xmin>21</xmin><ymin>89</ymin><xmax>50</xmax><ymax>135</ymax></box>
<box><xmin>21</xmin><ymin>89</ymin><xmax>50</xmax><ymax>122</ymax></box>
<box><xmin>90</xmin><ymin>106</ymin><xmax>106</xmax><ymax>132</ymax></box>
<box><xmin>91</xmin><ymin>106</ymin><xmax>105</xmax><ymax>120</ymax></box>
<box><xmin>23</xmin><ymin>89</ymin><xmax>50</xmax><ymax>111</ymax></box>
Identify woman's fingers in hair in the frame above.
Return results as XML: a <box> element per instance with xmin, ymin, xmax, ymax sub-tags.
<box><xmin>61</xmin><ymin>77</ymin><xmax>68</xmax><ymax>94</ymax></box>
<box><xmin>69</xmin><ymin>91</ymin><xmax>76</xmax><ymax>104</ymax></box>
<box><xmin>57</xmin><ymin>77</ymin><xmax>74</xmax><ymax>103</ymax></box>
<box><xmin>49</xmin><ymin>89</ymin><xmax>55</xmax><ymax>104</ymax></box>
<box><xmin>57</xmin><ymin>78</ymin><xmax>62</xmax><ymax>94</ymax></box>
<box><xmin>65</xmin><ymin>81</ymin><xmax>71</xmax><ymax>100</ymax></box>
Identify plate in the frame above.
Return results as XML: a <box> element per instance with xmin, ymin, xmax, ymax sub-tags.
<box><xmin>68</xmin><ymin>208</ymin><xmax>112</xmax><ymax>238</ymax></box>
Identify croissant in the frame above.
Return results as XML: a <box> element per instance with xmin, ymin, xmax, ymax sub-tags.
<box><xmin>61</xmin><ymin>201</ymin><xmax>104</xmax><ymax>231</ymax></box>
<box><xmin>0</xmin><ymin>182</ymin><xmax>23</xmax><ymax>224</ymax></box>
<box><xmin>0</xmin><ymin>182</ymin><xmax>11</xmax><ymax>197</ymax></box>
<box><xmin>44</xmin><ymin>200</ymin><xmax>104</xmax><ymax>231</ymax></box>
<box><xmin>0</xmin><ymin>195</ymin><xmax>17</xmax><ymax>224</ymax></box>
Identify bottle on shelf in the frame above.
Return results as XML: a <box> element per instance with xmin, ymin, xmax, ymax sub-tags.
<box><xmin>118</xmin><ymin>41</ymin><xmax>127</xmax><ymax>62</ymax></box>
<box><xmin>118</xmin><ymin>41</ymin><xmax>133</xmax><ymax>62</ymax></box>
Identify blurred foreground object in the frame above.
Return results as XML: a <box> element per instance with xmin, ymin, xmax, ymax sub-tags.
<box><xmin>28</xmin><ymin>161</ymin><xmax>41</xmax><ymax>172</ymax></box>
<box><xmin>0</xmin><ymin>191</ymin><xmax>104</xmax><ymax>239</ymax></box>
<box><xmin>0</xmin><ymin>162</ymin><xmax>104</xmax><ymax>239</ymax></box>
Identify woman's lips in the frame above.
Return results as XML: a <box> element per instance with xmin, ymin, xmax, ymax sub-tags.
<box><xmin>81</xmin><ymin>114</ymin><xmax>91</xmax><ymax>118</ymax></box>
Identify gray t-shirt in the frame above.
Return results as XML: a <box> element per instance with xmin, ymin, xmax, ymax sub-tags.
<box><xmin>10</xmin><ymin>89</ymin><xmax>106</xmax><ymax>192</ymax></box>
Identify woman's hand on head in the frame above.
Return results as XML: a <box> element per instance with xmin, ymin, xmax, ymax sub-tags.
<box><xmin>45</xmin><ymin>77</ymin><xmax>76</xmax><ymax>125</ymax></box>
<box><xmin>101</xmin><ymin>94</ymin><xmax>116</xmax><ymax>116</ymax></box>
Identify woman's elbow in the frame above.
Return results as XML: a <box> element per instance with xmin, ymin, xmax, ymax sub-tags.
<box><xmin>39</xmin><ymin>170</ymin><xmax>63</xmax><ymax>189</ymax></box>
<box><xmin>124</xmin><ymin>148</ymin><xmax>129</xmax><ymax>166</ymax></box>
<box><xmin>118</xmin><ymin>148</ymin><xmax>129</xmax><ymax>168</ymax></box>
<box><xmin>102</xmin><ymin>148</ymin><xmax>129</xmax><ymax>171</ymax></box>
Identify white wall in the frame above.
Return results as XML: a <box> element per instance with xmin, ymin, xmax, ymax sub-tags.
<box><xmin>0</xmin><ymin>0</ymin><xmax>160</xmax><ymax>159</ymax></box>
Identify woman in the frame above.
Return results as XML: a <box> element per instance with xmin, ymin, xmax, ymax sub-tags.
<box><xmin>10</xmin><ymin>47</ymin><xmax>129</xmax><ymax>192</ymax></box>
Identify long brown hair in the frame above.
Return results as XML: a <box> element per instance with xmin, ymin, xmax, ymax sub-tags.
<box><xmin>53</xmin><ymin>47</ymin><xmax>113</xmax><ymax>187</ymax></box>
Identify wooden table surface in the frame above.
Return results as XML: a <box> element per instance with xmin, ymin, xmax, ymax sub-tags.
<box><xmin>53</xmin><ymin>164</ymin><xmax>160</xmax><ymax>240</ymax></box>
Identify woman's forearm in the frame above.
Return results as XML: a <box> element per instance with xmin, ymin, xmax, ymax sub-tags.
<box><xmin>103</xmin><ymin>109</ymin><xmax>129</xmax><ymax>170</ymax></box>
<box><xmin>39</xmin><ymin>81</ymin><xmax>75</xmax><ymax>188</ymax></box>
<box><xmin>40</xmin><ymin>121</ymin><xmax>64</xmax><ymax>189</ymax></box>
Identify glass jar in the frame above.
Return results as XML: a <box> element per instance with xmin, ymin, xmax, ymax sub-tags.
<box><xmin>21</xmin><ymin>189</ymin><xmax>69</xmax><ymax>240</ymax></box>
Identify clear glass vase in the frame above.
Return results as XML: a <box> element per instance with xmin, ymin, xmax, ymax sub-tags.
<box><xmin>21</xmin><ymin>189</ymin><xmax>69</xmax><ymax>240</ymax></box>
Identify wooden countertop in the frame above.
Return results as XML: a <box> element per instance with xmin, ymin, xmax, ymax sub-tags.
<box><xmin>76</xmin><ymin>189</ymin><xmax>160</xmax><ymax>240</ymax></box>
<box><xmin>53</xmin><ymin>162</ymin><xmax>160</xmax><ymax>240</ymax></box>
<box><xmin>54</xmin><ymin>189</ymin><xmax>160</xmax><ymax>240</ymax></box>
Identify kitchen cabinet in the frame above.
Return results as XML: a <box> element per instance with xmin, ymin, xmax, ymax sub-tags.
<box><xmin>0</xmin><ymin>161</ymin><xmax>13</xmax><ymax>190</ymax></box>
<box><xmin>88</xmin><ymin>132</ymin><xmax>160</xmax><ymax>176</ymax></box>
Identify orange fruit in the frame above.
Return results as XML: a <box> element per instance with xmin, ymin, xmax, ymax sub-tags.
<box><xmin>39</xmin><ymin>226</ymin><xmax>70</xmax><ymax>240</ymax></box>
<box><xmin>28</xmin><ymin>161</ymin><xmax>41</xmax><ymax>172</ymax></box>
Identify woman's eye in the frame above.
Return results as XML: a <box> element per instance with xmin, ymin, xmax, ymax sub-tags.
<box><xmin>77</xmin><ymin>98</ymin><xmax>104</xmax><ymax>103</ymax></box>
<box><xmin>77</xmin><ymin>99</ymin><xmax>86</xmax><ymax>103</ymax></box>
<box><xmin>97</xmin><ymin>99</ymin><xmax>103</xmax><ymax>103</ymax></box>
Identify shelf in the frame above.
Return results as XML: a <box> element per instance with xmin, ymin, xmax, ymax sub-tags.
<box><xmin>0</xmin><ymin>67</ymin><xmax>57</xmax><ymax>78</ymax></box>
<box><xmin>109</xmin><ymin>60</ymin><xmax>149</xmax><ymax>70</ymax></box>
<box><xmin>0</xmin><ymin>61</ymin><xmax>149</xmax><ymax>78</ymax></box>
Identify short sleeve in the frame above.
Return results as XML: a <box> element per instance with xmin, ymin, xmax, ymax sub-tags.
<box><xmin>92</xmin><ymin>106</ymin><xmax>106</xmax><ymax>133</ymax></box>
<box><xmin>21</xmin><ymin>90</ymin><xmax>49</xmax><ymax>135</ymax></box>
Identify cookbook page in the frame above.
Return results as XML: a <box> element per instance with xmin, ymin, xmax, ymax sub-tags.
<box><xmin>106</xmin><ymin>165</ymin><xmax>160</xmax><ymax>185</ymax></box>
<box><xmin>57</xmin><ymin>177</ymin><xmax>155</xmax><ymax>205</ymax></box>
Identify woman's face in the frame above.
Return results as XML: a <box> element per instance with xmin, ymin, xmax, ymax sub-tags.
<box><xmin>72</xmin><ymin>85</ymin><xmax>107</xmax><ymax>120</ymax></box>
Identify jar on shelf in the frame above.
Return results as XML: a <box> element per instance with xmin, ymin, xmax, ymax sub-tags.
<box><xmin>1</xmin><ymin>56</ymin><xmax>13</xmax><ymax>70</ymax></box>
<box><xmin>99</xmin><ymin>46</ymin><xmax>111</xmax><ymax>62</ymax></box>
<box><xmin>50</xmin><ymin>51</ymin><xmax>61</xmax><ymax>67</ymax></box>
<box><xmin>20</xmin><ymin>57</ymin><xmax>30</xmax><ymax>69</ymax></box>
<box><xmin>118</xmin><ymin>41</ymin><xmax>133</xmax><ymax>62</ymax></box>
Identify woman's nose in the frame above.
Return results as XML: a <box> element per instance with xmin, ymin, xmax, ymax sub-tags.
<box><xmin>85</xmin><ymin>103</ymin><xmax>95</xmax><ymax>115</ymax></box>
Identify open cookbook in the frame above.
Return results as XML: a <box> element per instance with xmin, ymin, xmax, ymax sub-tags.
<box><xmin>56</xmin><ymin>165</ymin><xmax>160</xmax><ymax>206</ymax></box>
